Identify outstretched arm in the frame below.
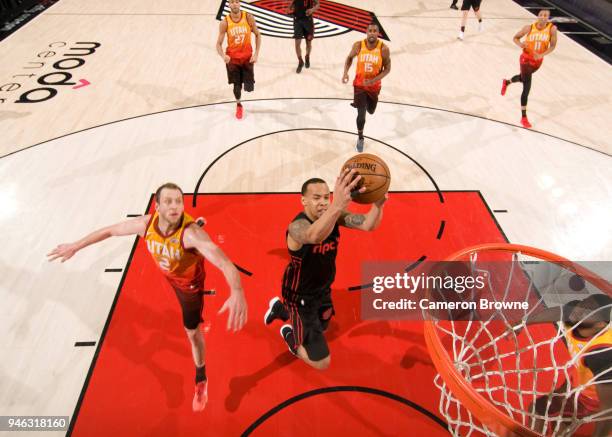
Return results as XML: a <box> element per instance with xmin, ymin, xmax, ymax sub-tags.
<box><xmin>339</xmin><ymin>194</ymin><xmax>388</xmax><ymax>231</ymax></box>
<box><xmin>47</xmin><ymin>215</ymin><xmax>149</xmax><ymax>262</ymax></box>
<box><xmin>183</xmin><ymin>225</ymin><xmax>247</xmax><ymax>331</ymax></box>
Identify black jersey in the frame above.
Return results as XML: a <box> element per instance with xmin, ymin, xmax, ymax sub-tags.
<box><xmin>282</xmin><ymin>212</ymin><xmax>340</xmax><ymax>301</ymax></box>
<box><xmin>292</xmin><ymin>0</ymin><xmax>314</xmax><ymax>19</ymax></box>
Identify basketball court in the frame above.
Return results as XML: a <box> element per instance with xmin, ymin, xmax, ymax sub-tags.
<box><xmin>0</xmin><ymin>0</ymin><xmax>610</xmax><ymax>436</ymax></box>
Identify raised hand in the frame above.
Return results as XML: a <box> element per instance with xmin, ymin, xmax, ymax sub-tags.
<box><xmin>218</xmin><ymin>290</ymin><xmax>248</xmax><ymax>332</ymax></box>
<box><xmin>332</xmin><ymin>168</ymin><xmax>364</xmax><ymax>210</ymax></box>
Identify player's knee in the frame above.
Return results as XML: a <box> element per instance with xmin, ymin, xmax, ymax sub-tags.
<box><xmin>184</xmin><ymin>326</ymin><xmax>199</xmax><ymax>340</ymax></box>
<box><xmin>310</xmin><ymin>356</ymin><xmax>330</xmax><ymax>370</ymax></box>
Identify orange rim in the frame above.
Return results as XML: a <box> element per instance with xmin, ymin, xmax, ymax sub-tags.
<box><xmin>424</xmin><ymin>243</ymin><xmax>611</xmax><ymax>437</ymax></box>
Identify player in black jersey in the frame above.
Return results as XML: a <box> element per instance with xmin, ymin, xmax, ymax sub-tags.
<box><xmin>287</xmin><ymin>0</ymin><xmax>319</xmax><ymax>73</ymax></box>
<box><xmin>264</xmin><ymin>169</ymin><xmax>387</xmax><ymax>369</ymax></box>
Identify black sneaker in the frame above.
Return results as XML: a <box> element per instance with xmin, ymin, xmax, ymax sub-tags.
<box><xmin>305</xmin><ymin>55</ymin><xmax>310</xmax><ymax>68</ymax></box>
<box><xmin>264</xmin><ymin>297</ymin><xmax>288</xmax><ymax>325</ymax></box>
<box><xmin>280</xmin><ymin>324</ymin><xmax>297</xmax><ymax>355</ymax></box>
<box><xmin>296</xmin><ymin>59</ymin><xmax>304</xmax><ymax>74</ymax></box>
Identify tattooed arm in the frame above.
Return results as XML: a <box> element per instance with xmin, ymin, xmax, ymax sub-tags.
<box><xmin>287</xmin><ymin>168</ymin><xmax>363</xmax><ymax>250</ymax></box>
<box><xmin>339</xmin><ymin>194</ymin><xmax>388</xmax><ymax>231</ymax></box>
<box><xmin>288</xmin><ymin>214</ymin><xmax>341</xmax><ymax>251</ymax></box>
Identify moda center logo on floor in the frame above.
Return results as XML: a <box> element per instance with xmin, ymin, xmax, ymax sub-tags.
<box><xmin>216</xmin><ymin>0</ymin><xmax>390</xmax><ymax>40</ymax></box>
<box><xmin>0</xmin><ymin>41</ymin><xmax>101</xmax><ymax>104</ymax></box>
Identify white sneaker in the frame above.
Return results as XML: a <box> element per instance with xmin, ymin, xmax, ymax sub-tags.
<box><xmin>457</xmin><ymin>31</ymin><xmax>464</xmax><ymax>40</ymax></box>
<box><xmin>478</xmin><ymin>21</ymin><xmax>483</xmax><ymax>32</ymax></box>
<box><xmin>355</xmin><ymin>137</ymin><xmax>364</xmax><ymax>153</ymax></box>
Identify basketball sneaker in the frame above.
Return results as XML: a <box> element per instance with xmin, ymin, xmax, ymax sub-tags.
<box><xmin>192</xmin><ymin>380</ymin><xmax>208</xmax><ymax>412</ymax></box>
<box><xmin>501</xmin><ymin>79</ymin><xmax>508</xmax><ymax>96</ymax></box>
<box><xmin>520</xmin><ymin>117</ymin><xmax>532</xmax><ymax>129</ymax></box>
<box><xmin>305</xmin><ymin>55</ymin><xmax>310</xmax><ymax>68</ymax></box>
<box><xmin>457</xmin><ymin>31</ymin><xmax>464</xmax><ymax>41</ymax></box>
<box><xmin>296</xmin><ymin>59</ymin><xmax>304</xmax><ymax>74</ymax></box>
<box><xmin>356</xmin><ymin>137</ymin><xmax>364</xmax><ymax>153</ymax></box>
<box><xmin>280</xmin><ymin>324</ymin><xmax>297</xmax><ymax>355</ymax></box>
<box><xmin>235</xmin><ymin>103</ymin><xmax>243</xmax><ymax>119</ymax></box>
<box><xmin>264</xmin><ymin>297</ymin><xmax>289</xmax><ymax>325</ymax></box>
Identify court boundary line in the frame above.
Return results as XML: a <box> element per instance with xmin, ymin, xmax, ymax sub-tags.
<box><xmin>240</xmin><ymin>385</ymin><xmax>448</xmax><ymax>435</ymax></box>
<box><xmin>65</xmin><ymin>193</ymin><xmax>154</xmax><ymax>436</ymax></box>
<box><xmin>2</xmin><ymin>98</ymin><xmax>609</xmax><ymax>160</ymax></box>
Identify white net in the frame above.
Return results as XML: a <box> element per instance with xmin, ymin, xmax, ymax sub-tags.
<box><xmin>426</xmin><ymin>247</ymin><xmax>612</xmax><ymax>437</ymax></box>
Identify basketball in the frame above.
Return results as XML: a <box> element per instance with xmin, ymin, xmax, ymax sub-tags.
<box><xmin>341</xmin><ymin>153</ymin><xmax>391</xmax><ymax>204</ymax></box>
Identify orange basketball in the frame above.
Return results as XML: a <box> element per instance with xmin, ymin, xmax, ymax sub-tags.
<box><xmin>341</xmin><ymin>153</ymin><xmax>391</xmax><ymax>204</ymax></box>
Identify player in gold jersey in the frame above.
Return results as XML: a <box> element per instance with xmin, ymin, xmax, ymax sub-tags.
<box><xmin>48</xmin><ymin>182</ymin><xmax>248</xmax><ymax>413</ymax></box>
<box><xmin>342</xmin><ymin>22</ymin><xmax>391</xmax><ymax>152</ymax></box>
<box><xmin>216</xmin><ymin>0</ymin><xmax>261</xmax><ymax>119</ymax></box>
<box><xmin>519</xmin><ymin>293</ymin><xmax>611</xmax><ymax>435</ymax></box>
<box><xmin>501</xmin><ymin>9</ymin><xmax>557</xmax><ymax>128</ymax></box>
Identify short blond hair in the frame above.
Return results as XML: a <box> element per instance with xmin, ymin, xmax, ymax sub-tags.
<box><xmin>155</xmin><ymin>182</ymin><xmax>183</xmax><ymax>202</ymax></box>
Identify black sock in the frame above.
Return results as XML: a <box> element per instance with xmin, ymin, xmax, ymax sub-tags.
<box><xmin>460</xmin><ymin>26</ymin><xmax>465</xmax><ymax>32</ymax></box>
<box><xmin>283</xmin><ymin>328</ymin><xmax>297</xmax><ymax>354</ymax></box>
<box><xmin>521</xmin><ymin>109</ymin><xmax>527</xmax><ymax>118</ymax></box>
<box><xmin>298</xmin><ymin>57</ymin><xmax>303</xmax><ymax>62</ymax></box>
<box><xmin>233</xmin><ymin>84</ymin><xmax>242</xmax><ymax>101</ymax></box>
<box><xmin>478</xmin><ymin>19</ymin><xmax>482</xmax><ymax>23</ymax></box>
<box><xmin>511</xmin><ymin>75</ymin><xmax>522</xmax><ymax>83</ymax></box>
<box><xmin>196</xmin><ymin>365</ymin><xmax>207</xmax><ymax>383</ymax></box>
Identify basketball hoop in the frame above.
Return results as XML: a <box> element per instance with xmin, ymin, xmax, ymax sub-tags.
<box><xmin>424</xmin><ymin>244</ymin><xmax>612</xmax><ymax>437</ymax></box>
